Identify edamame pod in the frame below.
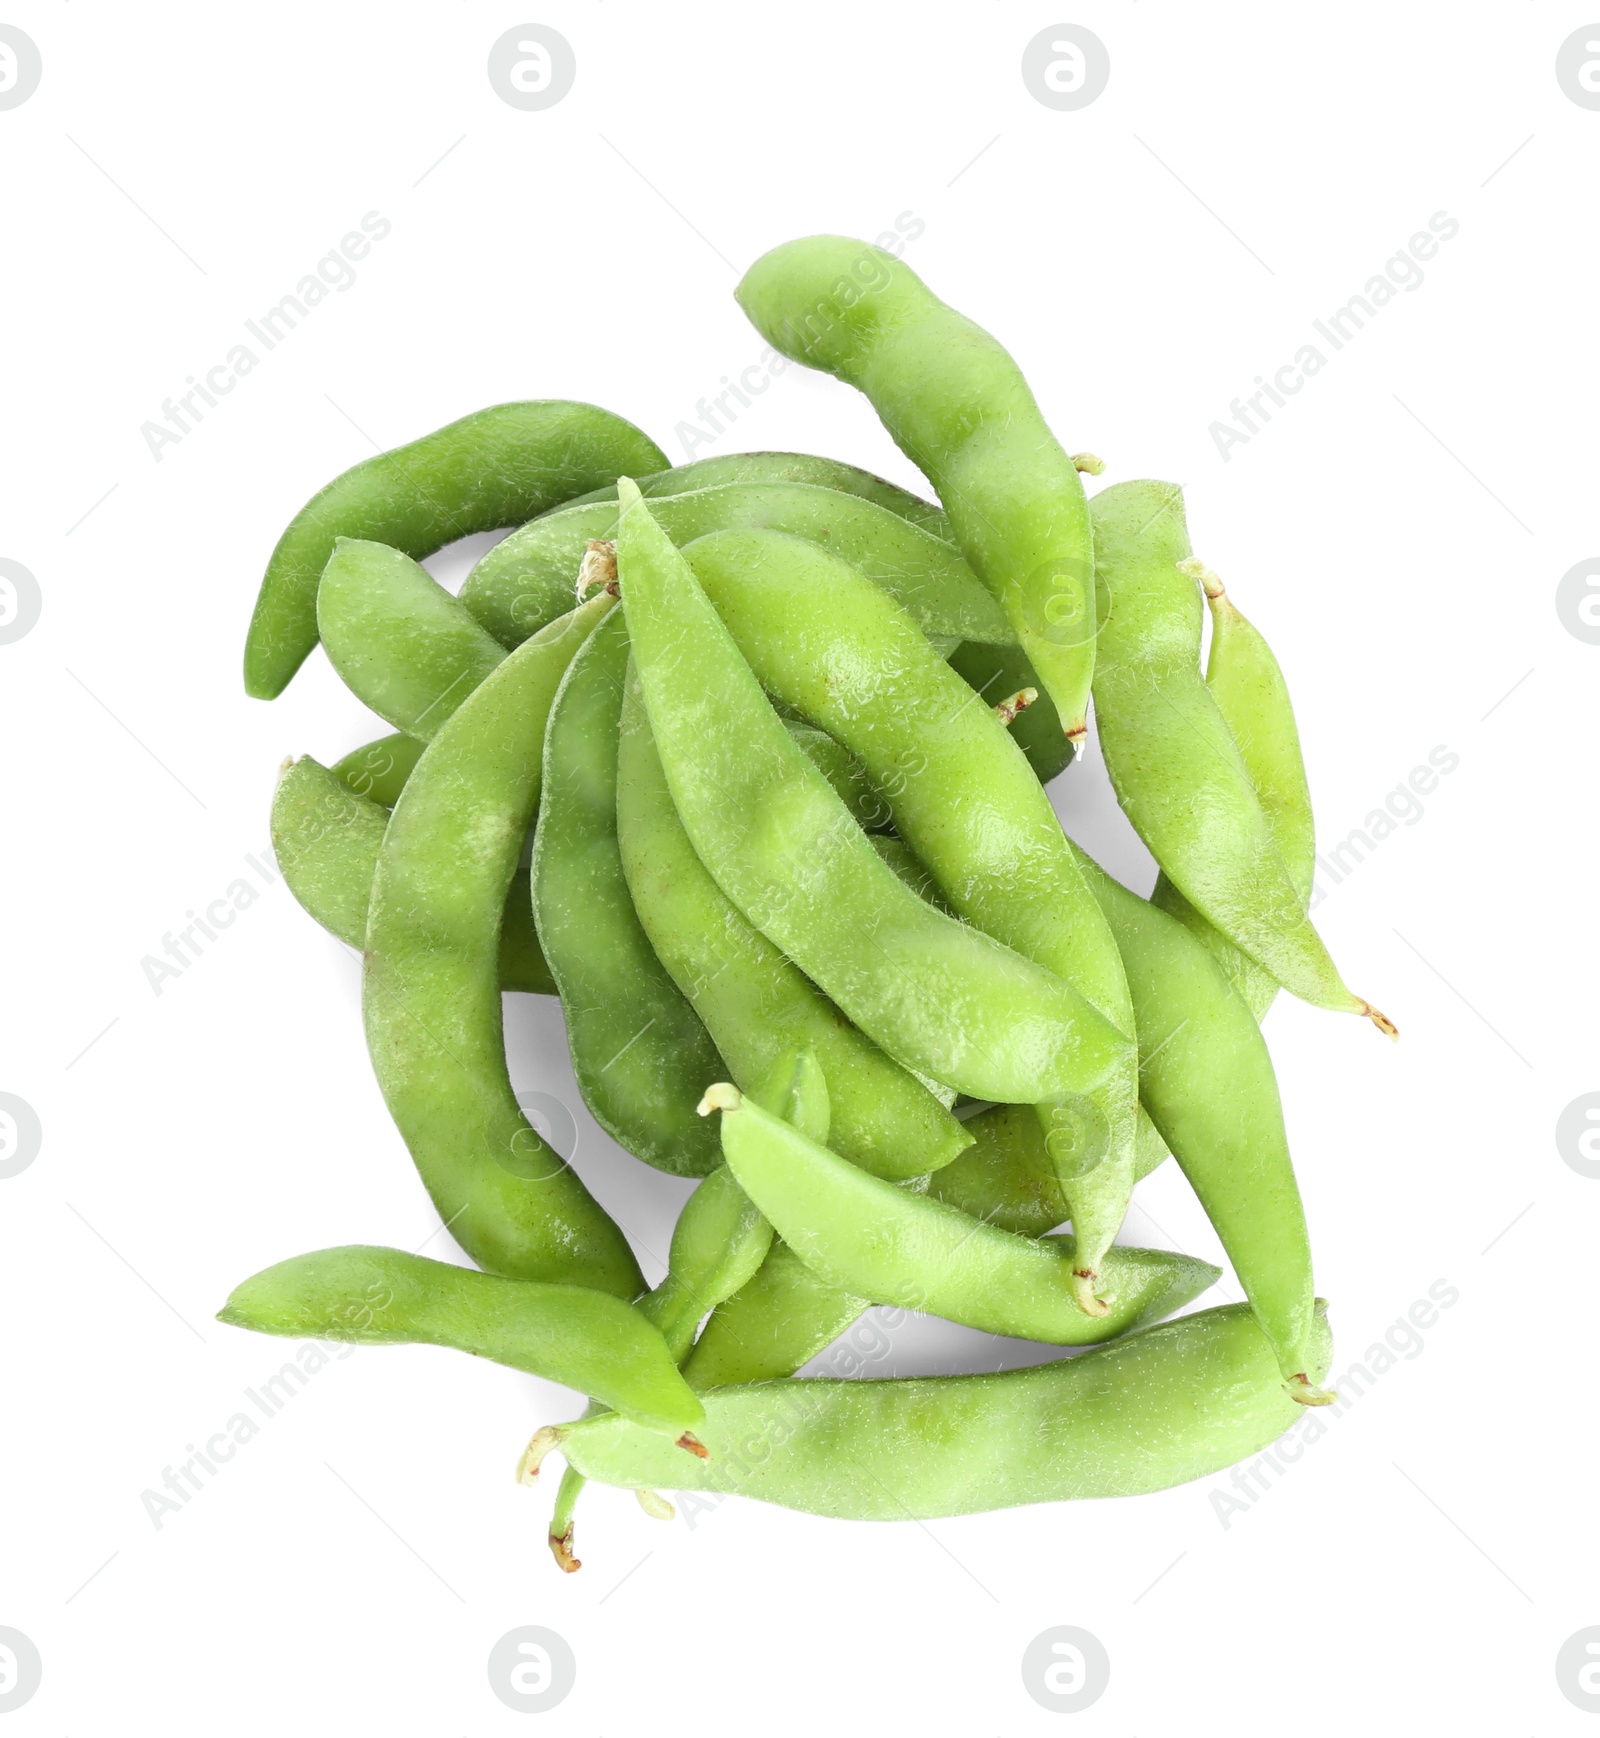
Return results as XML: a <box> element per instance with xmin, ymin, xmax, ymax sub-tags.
<box><xmin>317</xmin><ymin>539</ymin><xmax>507</xmax><ymax>741</ymax></box>
<box><xmin>927</xmin><ymin>1100</ymin><xmax>1170</xmax><ymax>1237</ymax></box>
<box><xmin>332</xmin><ymin>732</ymin><xmax>425</xmax><ymax>808</ymax></box>
<box><xmin>459</xmin><ymin>482</ymin><xmax>1011</xmax><ymax>651</ymax></box>
<box><xmin>562</xmin><ymin>450</ymin><xmax>951</xmax><ymax>537</ymax></box>
<box><xmin>702</xmin><ymin>1085</ymin><xmax>1218</xmax><ymax>1346</ymax></box>
<box><xmin>363</xmin><ymin>593</ymin><xmax>642</xmax><ymax>1296</ymax></box>
<box><xmin>532</xmin><ymin>608</ymin><xmax>725</xmax><ymax>1178</ymax></box>
<box><xmin>271</xmin><ymin>754</ymin><xmax>554</xmax><ymax>992</ymax></box>
<box><xmin>537</xmin><ymin>1302</ymin><xmax>1333</xmax><ymax>1520</ymax></box>
<box><xmin>680</xmin><ymin>529</ymin><xmax>1139</xmax><ymax>1311</ymax></box>
<box><xmin>1090</xmin><ymin>481</ymin><xmax>1393</xmax><ymax>1034</ymax></box>
<box><xmin>1152</xmin><ymin>568</ymin><xmax>1315</xmax><ymax>1020</ymax></box>
<box><xmin>736</xmin><ymin>237</ymin><xmax>1099</xmax><ymax>740</ymax></box>
<box><xmin>615</xmin><ymin>670</ymin><xmax>970</xmax><ymax>1180</ymax></box>
<box><xmin>617</xmin><ymin>482</ymin><xmax>1127</xmax><ymax>1106</ymax></box>
<box><xmin>1073</xmin><ymin>846</ymin><xmax>1328</xmax><ymax>1401</ymax></box>
<box><xmin>947</xmin><ymin>640</ymin><xmax>1074</xmax><ymax>785</ymax></box>
<box><xmin>218</xmin><ymin>1246</ymin><xmax>702</xmax><ymax>1435</ymax></box>
<box><xmin>245</xmin><ymin>400</ymin><xmax>667</xmax><ymax>699</ymax></box>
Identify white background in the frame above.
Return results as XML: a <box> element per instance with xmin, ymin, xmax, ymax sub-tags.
<box><xmin>4</xmin><ymin>3</ymin><xmax>1595</xmax><ymax>1731</ymax></box>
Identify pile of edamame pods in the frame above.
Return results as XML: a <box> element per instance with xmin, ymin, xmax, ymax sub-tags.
<box><xmin>222</xmin><ymin>235</ymin><xmax>1394</xmax><ymax>1570</ymax></box>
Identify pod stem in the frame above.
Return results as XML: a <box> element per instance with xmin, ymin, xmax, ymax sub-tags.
<box><xmin>516</xmin><ymin>1424</ymin><xmax>565</xmax><ymax>1486</ymax></box>
<box><xmin>576</xmin><ymin>538</ymin><xmax>619</xmax><ymax>600</ymax></box>
<box><xmin>993</xmin><ymin>687</ymin><xmax>1038</xmax><ymax>726</ymax></box>
<box><xmin>1177</xmin><ymin>555</ymin><xmax>1226</xmax><ymax>600</ymax></box>
<box><xmin>1070</xmin><ymin>1268</ymin><xmax>1112</xmax><ymax>1319</ymax></box>
<box><xmin>696</xmin><ymin>1082</ymin><xmax>743</xmax><ymax>1117</ymax></box>
<box><xmin>548</xmin><ymin>1527</ymin><xmax>581</xmax><ymax>1573</ymax></box>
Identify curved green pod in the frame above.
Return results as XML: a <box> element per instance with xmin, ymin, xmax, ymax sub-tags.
<box><xmin>1090</xmin><ymin>481</ymin><xmax>1391</xmax><ymax>1034</ymax></box>
<box><xmin>615</xmin><ymin>670</ymin><xmax>969</xmax><ymax>1181</ymax></box>
<box><xmin>332</xmin><ymin>732</ymin><xmax>426</xmax><ymax>809</ymax></box>
<box><xmin>561</xmin><ymin>450</ymin><xmax>951</xmax><ymax>537</ymax></box>
<box><xmin>680</xmin><ymin>528</ymin><xmax>1138</xmax><ymax>1311</ymax></box>
<box><xmin>617</xmin><ymin>484</ymin><xmax>1124</xmax><ymax>1107</ymax></box>
<box><xmin>245</xmin><ymin>400</ymin><xmax>667</xmax><ymax>699</ymax></box>
<box><xmin>706</xmin><ymin>1087</ymin><xmax>1217</xmax><ymax>1346</ymax></box>
<box><xmin>1152</xmin><ymin>571</ymin><xmax>1316</xmax><ymax>1019</ymax></box>
<box><xmin>736</xmin><ymin>236</ymin><xmax>1098</xmax><ymax>740</ymax></box>
<box><xmin>947</xmin><ymin>640</ymin><xmax>1075</xmax><ymax>785</ymax></box>
<box><xmin>317</xmin><ymin>538</ymin><xmax>507</xmax><ymax>740</ymax></box>
<box><xmin>532</xmin><ymin>609</ymin><xmax>725</xmax><ymax>1178</ymax></box>
<box><xmin>1073</xmin><ymin>848</ymin><xmax>1326</xmax><ymax>1400</ymax></box>
<box><xmin>363</xmin><ymin>593</ymin><xmax>642</xmax><ymax>1297</ymax></box>
<box><xmin>218</xmin><ymin>1246</ymin><xmax>701</xmax><ymax>1435</ymax></box>
<box><xmin>272</xmin><ymin>754</ymin><xmax>553</xmax><ymax>993</ymax></box>
<box><xmin>458</xmin><ymin>481</ymin><xmax>1012</xmax><ymax>651</ymax></box>
<box><xmin>539</xmin><ymin>1302</ymin><xmax>1332</xmax><ymax>1519</ymax></box>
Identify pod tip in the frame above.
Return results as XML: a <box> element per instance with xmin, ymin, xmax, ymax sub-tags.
<box><xmin>1178</xmin><ymin>556</ymin><xmax>1226</xmax><ymax>600</ymax></box>
<box><xmin>637</xmin><ymin>1488</ymin><xmax>676</xmax><ymax>1521</ymax></box>
<box><xmin>1070</xmin><ymin>1269</ymin><xmax>1112</xmax><ymax>1318</ymax></box>
<box><xmin>1064</xmin><ymin>719</ymin><xmax>1089</xmax><ymax>746</ymax></box>
<box><xmin>1287</xmin><ymin>1374</ymin><xmax>1337</xmax><ymax>1407</ymax></box>
<box><xmin>696</xmin><ymin>1082</ymin><xmax>743</xmax><ymax>1117</ymax></box>
<box><xmin>576</xmin><ymin>538</ymin><xmax>618</xmax><ymax>600</ymax></box>
<box><xmin>548</xmin><ymin>1527</ymin><xmax>581</xmax><ymax>1573</ymax></box>
<box><xmin>677</xmin><ymin>1431</ymin><xmax>711</xmax><ymax>1461</ymax></box>
<box><xmin>1071</xmin><ymin>452</ymin><xmax>1106</xmax><ymax>476</ymax></box>
<box><xmin>1362</xmin><ymin>1003</ymin><xmax>1399</xmax><ymax>1041</ymax></box>
<box><xmin>994</xmin><ymin>687</ymin><xmax>1038</xmax><ymax>726</ymax></box>
<box><xmin>516</xmin><ymin>1425</ymin><xmax>563</xmax><ymax>1486</ymax></box>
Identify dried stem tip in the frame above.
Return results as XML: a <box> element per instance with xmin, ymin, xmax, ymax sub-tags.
<box><xmin>1287</xmin><ymin>1374</ymin><xmax>1337</xmax><ymax>1407</ymax></box>
<box><xmin>636</xmin><ymin>1488</ymin><xmax>676</xmax><ymax>1520</ymax></box>
<box><xmin>548</xmin><ymin>1527</ymin><xmax>581</xmax><ymax>1573</ymax></box>
<box><xmin>515</xmin><ymin>1424</ymin><xmax>563</xmax><ymax>1486</ymax></box>
<box><xmin>677</xmin><ymin>1432</ymin><xmax>711</xmax><ymax>1460</ymax></box>
<box><xmin>576</xmin><ymin>538</ymin><xmax>619</xmax><ymax>599</ymax></box>
<box><xmin>1178</xmin><ymin>556</ymin><xmax>1226</xmax><ymax>600</ymax></box>
<box><xmin>696</xmin><ymin>1082</ymin><xmax>744</xmax><ymax>1117</ymax></box>
<box><xmin>1071</xmin><ymin>452</ymin><xmax>1106</xmax><ymax>475</ymax></box>
<box><xmin>1362</xmin><ymin>1003</ymin><xmax>1399</xmax><ymax>1041</ymax></box>
<box><xmin>994</xmin><ymin>687</ymin><xmax>1038</xmax><ymax>726</ymax></box>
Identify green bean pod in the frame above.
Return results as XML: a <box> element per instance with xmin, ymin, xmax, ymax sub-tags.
<box><xmin>561</xmin><ymin>450</ymin><xmax>951</xmax><ymax>537</ymax></box>
<box><xmin>736</xmin><ymin>236</ymin><xmax>1098</xmax><ymax>740</ymax></box>
<box><xmin>532</xmin><ymin>608</ymin><xmax>725</xmax><ymax>1178</ymax></box>
<box><xmin>363</xmin><ymin>593</ymin><xmax>642</xmax><ymax>1297</ymax></box>
<box><xmin>1090</xmin><ymin>481</ymin><xmax>1392</xmax><ymax>1035</ymax></box>
<box><xmin>704</xmin><ymin>1085</ymin><xmax>1218</xmax><ymax>1345</ymax></box>
<box><xmin>617</xmin><ymin>482</ymin><xmax>1125</xmax><ymax>1106</ymax></box>
<box><xmin>1073</xmin><ymin>848</ymin><xmax>1328</xmax><ymax>1401</ymax></box>
<box><xmin>680</xmin><ymin>528</ymin><xmax>1139</xmax><ymax>1311</ymax></box>
<box><xmin>271</xmin><ymin>753</ymin><xmax>553</xmax><ymax>992</ymax></box>
<box><xmin>535</xmin><ymin>1301</ymin><xmax>1331</xmax><ymax>1520</ymax></box>
<box><xmin>245</xmin><ymin>401</ymin><xmax>666</xmax><ymax>699</ymax></box>
<box><xmin>545</xmin><ymin>1051</ymin><xmax>824</xmax><ymax>1569</ymax></box>
<box><xmin>1152</xmin><ymin>570</ymin><xmax>1315</xmax><ymax>1020</ymax></box>
<box><xmin>459</xmin><ymin>482</ymin><xmax>1011</xmax><ymax>651</ymax></box>
<box><xmin>218</xmin><ymin>1246</ymin><xmax>702</xmax><ymax>1435</ymax></box>
<box><xmin>615</xmin><ymin>668</ymin><xmax>970</xmax><ymax>1180</ymax></box>
<box><xmin>332</xmin><ymin>732</ymin><xmax>425</xmax><ymax>808</ymax></box>
<box><xmin>947</xmin><ymin>640</ymin><xmax>1075</xmax><ymax>785</ymax></box>
<box><xmin>317</xmin><ymin>539</ymin><xmax>507</xmax><ymax>740</ymax></box>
